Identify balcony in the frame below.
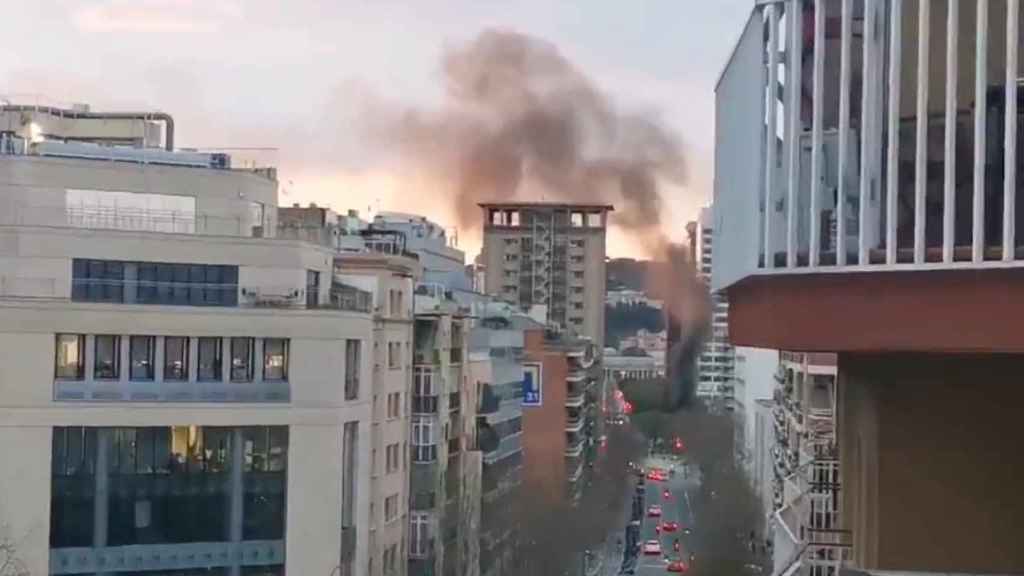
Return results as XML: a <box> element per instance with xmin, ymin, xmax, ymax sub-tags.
<box><xmin>715</xmin><ymin>2</ymin><xmax>1024</xmax><ymax>354</ymax></box>
<box><xmin>565</xmin><ymin>415</ymin><xmax>584</xmax><ymax>433</ymax></box>
<box><xmin>413</xmin><ymin>394</ymin><xmax>439</xmax><ymax>414</ymax></box>
<box><xmin>414</xmin><ymin>348</ymin><xmax>442</xmax><ymax>366</ymax></box>
<box><xmin>564</xmin><ymin>435</ymin><xmax>584</xmax><ymax>457</ymax></box>
<box><xmin>565</xmin><ymin>389</ymin><xmax>585</xmax><ymax>408</ymax></box>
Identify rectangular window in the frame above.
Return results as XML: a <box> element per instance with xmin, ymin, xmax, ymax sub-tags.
<box><xmin>344</xmin><ymin>340</ymin><xmax>361</xmax><ymax>400</ymax></box>
<box><xmin>341</xmin><ymin>421</ymin><xmax>359</xmax><ymax>528</ymax></box>
<box><xmin>410</xmin><ymin>512</ymin><xmax>430</xmax><ymax>557</ymax></box>
<box><xmin>129</xmin><ymin>336</ymin><xmax>156</xmax><ymax>380</ymax></box>
<box><xmin>384</xmin><ymin>494</ymin><xmax>399</xmax><ymax>523</ymax></box>
<box><xmin>263</xmin><ymin>338</ymin><xmax>289</xmax><ymax>381</ymax></box>
<box><xmin>570</xmin><ymin>211</ymin><xmax>584</xmax><ymax>227</ymax></box>
<box><xmin>387</xmin><ymin>392</ymin><xmax>401</xmax><ymax>419</ymax></box>
<box><xmin>230</xmin><ymin>337</ymin><xmax>254</xmax><ymax>382</ymax></box>
<box><xmin>164</xmin><ymin>337</ymin><xmax>189</xmax><ymax>381</ymax></box>
<box><xmin>386</xmin><ymin>443</ymin><xmax>400</xmax><ymax>473</ymax></box>
<box><xmin>55</xmin><ymin>334</ymin><xmax>85</xmax><ymax>380</ymax></box>
<box><xmin>388</xmin><ymin>341</ymin><xmax>401</xmax><ymax>370</ymax></box>
<box><xmin>94</xmin><ymin>335</ymin><xmax>120</xmax><ymax>380</ymax></box>
<box><xmin>198</xmin><ymin>337</ymin><xmax>222</xmax><ymax>381</ymax></box>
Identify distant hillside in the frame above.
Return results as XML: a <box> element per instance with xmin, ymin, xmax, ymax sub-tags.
<box><xmin>606</xmin><ymin>258</ymin><xmax>654</xmax><ymax>292</ymax></box>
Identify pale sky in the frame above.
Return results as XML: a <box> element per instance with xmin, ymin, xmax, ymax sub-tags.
<box><xmin>1</xmin><ymin>0</ymin><xmax>752</xmax><ymax>259</ymax></box>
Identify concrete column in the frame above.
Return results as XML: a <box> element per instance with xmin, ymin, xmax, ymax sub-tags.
<box><xmin>227</xmin><ymin>428</ymin><xmax>245</xmax><ymax>576</ymax></box>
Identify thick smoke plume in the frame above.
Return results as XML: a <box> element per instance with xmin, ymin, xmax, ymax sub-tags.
<box><xmin>372</xmin><ymin>28</ymin><xmax>708</xmax><ymax>361</ymax></box>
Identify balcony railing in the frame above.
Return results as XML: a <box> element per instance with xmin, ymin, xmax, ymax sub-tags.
<box><xmin>720</xmin><ymin>1</ymin><xmax>1024</xmax><ymax>281</ymax></box>
<box><xmin>565</xmin><ymin>416</ymin><xmax>584</xmax><ymax>433</ymax></box>
<box><xmin>565</xmin><ymin>390</ymin><xmax>585</xmax><ymax>408</ymax></box>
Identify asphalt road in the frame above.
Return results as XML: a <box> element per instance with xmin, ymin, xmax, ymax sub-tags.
<box><xmin>606</xmin><ymin>454</ymin><xmax>700</xmax><ymax>576</ymax></box>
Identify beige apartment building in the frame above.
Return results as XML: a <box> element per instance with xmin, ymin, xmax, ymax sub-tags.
<box><xmin>0</xmin><ymin>105</ymin><xmax>373</xmax><ymax>576</ymax></box>
<box><xmin>479</xmin><ymin>202</ymin><xmax>611</xmax><ymax>350</ymax></box>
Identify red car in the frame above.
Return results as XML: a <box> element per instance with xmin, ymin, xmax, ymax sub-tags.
<box><xmin>667</xmin><ymin>560</ymin><xmax>687</xmax><ymax>572</ymax></box>
<box><xmin>662</xmin><ymin>521</ymin><xmax>680</xmax><ymax>532</ymax></box>
<box><xmin>648</xmin><ymin>471</ymin><xmax>665</xmax><ymax>482</ymax></box>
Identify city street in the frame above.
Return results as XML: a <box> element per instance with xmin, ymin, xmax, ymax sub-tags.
<box><xmin>607</xmin><ymin>454</ymin><xmax>700</xmax><ymax>575</ymax></box>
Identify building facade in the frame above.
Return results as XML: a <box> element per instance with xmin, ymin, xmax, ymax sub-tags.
<box><xmin>714</xmin><ymin>3</ymin><xmax>1024</xmax><ymax>570</ymax></box>
<box><xmin>692</xmin><ymin>206</ymin><xmax>735</xmax><ymax>402</ymax></box>
<box><xmin>409</xmin><ymin>284</ymin><xmax>480</xmax><ymax>576</ymax></box>
<box><xmin>479</xmin><ymin>202</ymin><xmax>611</xmax><ymax>349</ymax></box>
<box><xmin>0</xmin><ymin>105</ymin><xmax>373</xmax><ymax>576</ymax></box>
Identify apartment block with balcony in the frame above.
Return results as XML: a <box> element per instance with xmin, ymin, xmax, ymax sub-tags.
<box><xmin>0</xmin><ymin>104</ymin><xmax>373</xmax><ymax>576</ymax></box>
<box><xmin>692</xmin><ymin>206</ymin><xmax>736</xmax><ymax>402</ymax></box>
<box><xmin>771</xmin><ymin>353</ymin><xmax>841</xmax><ymax>576</ymax></box>
<box><xmin>409</xmin><ymin>284</ymin><xmax>481</xmax><ymax>576</ymax></box>
<box><xmin>479</xmin><ymin>202</ymin><xmax>611</xmax><ymax>350</ymax></box>
<box><xmin>715</xmin><ymin>3</ymin><xmax>1024</xmax><ymax>573</ymax></box>
<box><xmin>468</xmin><ymin>302</ymin><xmax>533</xmax><ymax>576</ymax></box>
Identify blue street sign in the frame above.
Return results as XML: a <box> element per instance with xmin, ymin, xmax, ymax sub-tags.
<box><xmin>522</xmin><ymin>365</ymin><xmax>542</xmax><ymax>407</ymax></box>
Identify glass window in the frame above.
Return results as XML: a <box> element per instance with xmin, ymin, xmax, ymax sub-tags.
<box><xmin>230</xmin><ymin>338</ymin><xmax>254</xmax><ymax>382</ymax></box>
<box><xmin>164</xmin><ymin>337</ymin><xmax>189</xmax><ymax>381</ymax></box>
<box><xmin>344</xmin><ymin>339</ymin><xmax>361</xmax><ymax>400</ymax></box>
<box><xmin>55</xmin><ymin>334</ymin><xmax>85</xmax><ymax>380</ymax></box>
<box><xmin>388</xmin><ymin>341</ymin><xmax>401</xmax><ymax>369</ymax></box>
<box><xmin>263</xmin><ymin>338</ymin><xmax>289</xmax><ymax>381</ymax></box>
<box><xmin>129</xmin><ymin>336</ymin><xmax>155</xmax><ymax>380</ymax></box>
<box><xmin>198</xmin><ymin>337</ymin><xmax>222</xmax><ymax>381</ymax></box>
<box><xmin>94</xmin><ymin>335</ymin><xmax>120</xmax><ymax>380</ymax></box>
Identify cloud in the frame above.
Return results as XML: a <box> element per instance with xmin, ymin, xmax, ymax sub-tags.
<box><xmin>72</xmin><ymin>0</ymin><xmax>241</xmax><ymax>33</ymax></box>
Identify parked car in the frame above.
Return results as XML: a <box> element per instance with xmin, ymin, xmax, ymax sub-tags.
<box><xmin>643</xmin><ymin>540</ymin><xmax>662</xmax><ymax>555</ymax></box>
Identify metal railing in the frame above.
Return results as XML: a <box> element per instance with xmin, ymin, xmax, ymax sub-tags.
<box><xmin>1</xmin><ymin>203</ymin><xmax>262</xmax><ymax>237</ymax></box>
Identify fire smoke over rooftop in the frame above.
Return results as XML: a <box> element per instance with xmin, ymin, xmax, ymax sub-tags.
<box><xmin>369</xmin><ymin>28</ymin><xmax>709</xmax><ymax>393</ymax></box>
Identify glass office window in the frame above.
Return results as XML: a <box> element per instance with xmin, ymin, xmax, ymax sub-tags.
<box><xmin>230</xmin><ymin>338</ymin><xmax>254</xmax><ymax>382</ymax></box>
<box><xmin>94</xmin><ymin>335</ymin><xmax>120</xmax><ymax>380</ymax></box>
<box><xmin>198</xmin><ymin>338</ymin><xmax>222</xmax><ymax>381</ymax></box>
<box><xmin>55</xmin><ymin>334</ymin><xmax>85</xmax><ymax>380</ymax></box>
<box><xmin>164</xmin><ymin>337</ymin><xmax>189</xmax><ymax>381</ymax></box>
<box><xmin>130</xmin><ymin>336</ymin><xmax>156</xmax><ymax>380</ymax></box>
<box><xmin>262</xmin><ymin>339</ymin><xmax>288</xmax><ymax>381</ymax></box>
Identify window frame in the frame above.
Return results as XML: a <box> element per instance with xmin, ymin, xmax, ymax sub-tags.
<box><xmin>262</xmin><ymin>338</ymin><xmax>289</xmax><ymax>382</ymax></box>
<box><xmin>129</xmin><ymin>335</ymin><xmax>156</xmax><ymax>381</ymax></box>
<box><xmin>344</xmin><ymin>339</ymin><xmax>361</xmax><ymax>400</ymax></box>
<box><xmin>197</xmin><ymin>337</ymin><xmax>223</xmax><ymax>382</ymax></box>
<box><xmin>384</xmin><ymin>493</ymin><xmax>399</xmax><ymax>523</ymax></box>
<box><xmin>93</xmin><ymin>335</ymin><xmax>121</xmax><ymax>380</ymax></box>
<box><xmin>230</xmin><ymin>337</ymin><xmax>255</xmax><ymax>382</ymax></box>
<box><xmin>55</xmin><ymin>334</ymin><xmax>85</xmax><ymax>380</ymax></box>
<box><xmin>163</xmin><ymin>336</ymin><xmax>190</xmax><ymax>382</ymax></box>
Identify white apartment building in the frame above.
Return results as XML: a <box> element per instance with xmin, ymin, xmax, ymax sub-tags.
<box><xmin>694</xmin><ymin>206</ymin><xmax>735</xmax><ymax>401</ymax></box>
<box><xmin>732</xmin><ymin>346</ymin><xmax>779</xmax><ymax>479</ymax></box>
<box><xmin>336</xmin><ymin>251</ymin><xmax>421</xmax><ymax>576</ymax></box>
<box><xmin>0</xmin><ymin>105</ymin><xmax>373</xmax><ymax>576</ymax></box>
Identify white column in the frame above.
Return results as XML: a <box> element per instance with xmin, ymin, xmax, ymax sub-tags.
<box><xmin>810</xmin><ymin>0</ymin><xmax>826</xmax><ymax>266</ymax></box>
<box><xmin>885</xmin><ymin>0</ymin><xmax>903</xmax><ymax>265</ymax></box>
<box><xmin>786</xmin><ymin>0</ymin><xmax>804</xmax><ymax>267</ymax></box>
<box><xmin>973</xmin><ymin>0</ymin><xmax>990</xmax><ymax>262</ymax></box>
<box><xmin>765</xmin><ymin>4</ymin><xmax>781</xmax><ymax>269</ymax></box>
<box><xmin>914</xmin><ymin>0</ymin><xmax>931</xmax><ymax>263</ymax></box>
<box><xmin>944</xmin><ymin>0</ymin><xmax>960</xmax><ymax>262</ymax></box>
<box><xmin>837</xmin><ymin>0</ymin><xmax>853</xmax><ymax>266</ymax></box>
<box><xmin>859</xmin><ymin>0</ymin><xmax>878</xmax><ymax>265</ymax></box>
<box><xmin>1004</xmin><ymin>0</ymin><xmax>1020</xmax><ymax>261</ymax></box>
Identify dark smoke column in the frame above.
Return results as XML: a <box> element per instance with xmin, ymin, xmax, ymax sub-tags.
<box><xmin>656</xmin><ymin>243</ymin><xmax>709</xmax><ymax>409</ymax></box>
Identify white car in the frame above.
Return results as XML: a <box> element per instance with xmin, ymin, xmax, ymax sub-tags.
<box><xmin>642</xmin><ymin>539</ymin><xmax>662</xmax><ymax>555</ymax></box>
<box><xmin>647</xmin><ymin>504</ymin><xmax>663</xmax><ymax>517</ymax></box>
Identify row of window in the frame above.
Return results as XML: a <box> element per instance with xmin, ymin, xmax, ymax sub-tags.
<box><xmin>55</xmin><ymin>334</ymin><xmax>289</xmax><ymax>382</ymax></box>
<box><xmin>72</xmin><ymin>259</ymin><xmax>240</xmax><ymax>307</ymax></box>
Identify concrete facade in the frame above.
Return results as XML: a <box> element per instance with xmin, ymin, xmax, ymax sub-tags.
<box><xmin>479</xmin><ymin>202</ymin><xmax>611</xmax><ymax>350</ymax></box>
<box><xmin>0</xmin><ymin>130</ymin><xmax>373</xmax><ymax>576</ymax></box>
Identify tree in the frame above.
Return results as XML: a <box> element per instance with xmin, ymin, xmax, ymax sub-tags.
<box><xmin>500</xmin><ymin>425</ymin><xmax>646</xmax><ymax>576</ymax></box>
<box><xmin>621</xmin><ymin>381</ymin><xmax>770</xmax><ymax>576</ymax></box>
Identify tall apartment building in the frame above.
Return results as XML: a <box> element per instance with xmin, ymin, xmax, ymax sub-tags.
<box><xmin>409</xmin><ymin>283</ymin><xmax>481</xmax><ymax>576</ymax></box>
<box><xmin>0</xmin><ymin>105</ymin><xmax>373</xmax><ymax>576</ymax></box>
<box><xmin>715</xmin><ymin>3</ymin><xmax>1024</xmax><ymax>572</ymax></box>
<box><xmin>692</xmin><ymin>206</ymin><xmax>735</xmax><ymax>401</ymax></box>
<box><xmin>479</xmin><ymin>202</ymin><xmax>611</xmax><ymax>349</ymax></box>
